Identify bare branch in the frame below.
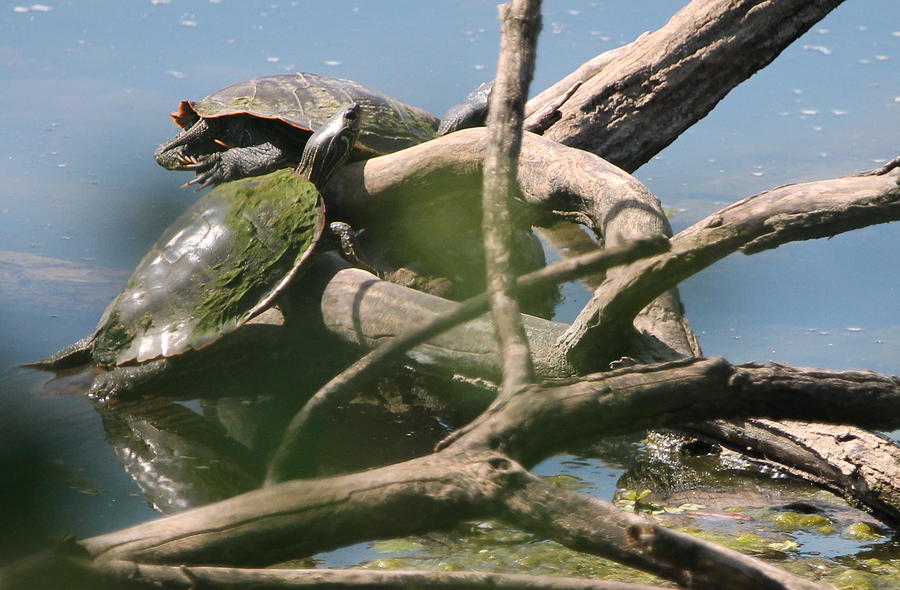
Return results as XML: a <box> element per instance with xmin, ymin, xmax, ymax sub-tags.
<box><xmin>482</xmin><ymin>0</ymin><xmax>542</xmax><ymax>396</ymax></box>
<box><xmin>537</xmin><ymin>0</ymin><xmax>846</xmax><ymax>171</ymax></box>
<box><xmin>98</xmin><ymin>560</ymin><xmax>677</xmax><ymax>590</ymax></box>
<box><xmin>559</xmin><ymin>161</ymin><xmax>900</xmax><ymax>367</ymax></box>
<box><xmin>80</xmin><ymin>359</ymin><xmax>899</xmax><ymax>574</ymax></box>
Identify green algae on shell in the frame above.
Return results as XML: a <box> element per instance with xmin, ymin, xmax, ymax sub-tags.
<box><xmin>92</xmin><ymin>168</ymin><xmax>324</xmax><ymax>365</ymax></box>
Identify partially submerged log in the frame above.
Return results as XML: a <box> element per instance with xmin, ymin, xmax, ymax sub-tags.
<box><xmin>78</xmin><ymin>357</ymin><xmax>899</xmax><ymax>587</ymax></box>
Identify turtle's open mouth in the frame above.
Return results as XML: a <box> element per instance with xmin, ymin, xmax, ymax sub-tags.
<box><xmin>154</xmin><ymin>139</ymin><xmax>228</xmax><ymax>172</ymax></box>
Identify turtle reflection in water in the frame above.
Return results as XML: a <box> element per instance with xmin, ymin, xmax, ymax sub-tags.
<box><xmin>154</xmin><ymin>72</ymin><xmax>490</xmax><ymax>188</ymax></box>
<box><xmin>29</xmin><ymin>104</ymin><xmax>363</xmax><ymax>372</ymax></box>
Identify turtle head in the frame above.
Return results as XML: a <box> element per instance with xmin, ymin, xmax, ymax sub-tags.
<box><xmin>296</xmin><ymin>103</ymin><xmax>362</xmax><ymax>188</ymax></box>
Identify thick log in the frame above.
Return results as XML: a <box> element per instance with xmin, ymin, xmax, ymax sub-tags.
<box><xmin>266</xmin><ymin>238</ymin><xmax>668</xmax><ymax>483</ymax></box>
<box><xmin>98</xmin><ymin>561</ymin><xmax>676</xmax><ymax>590</ymax></box>
<box><xmin>534</xmin><ymin>0</ymin><xmax>845</xmax><ymax>172</ymax></box>
<box><xmin>83</xmin><ymin>452</ymin><xmax>498</xmax><ymax>567</ymax></box>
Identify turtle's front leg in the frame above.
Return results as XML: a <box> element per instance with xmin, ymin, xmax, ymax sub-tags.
<box><xmin>327</xmin><ymin>221</ymin><xmax>379</xmax><ymax>276</ymax></box>
<box><xmin>181</xmin><ymin>143</ymin><xmax>291</xmax><ymax>188</ymax></box>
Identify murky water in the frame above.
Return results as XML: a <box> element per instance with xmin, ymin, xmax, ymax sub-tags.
<box><xmin>1</xmin><ymin>0</ymin><xmax>897</xmax><ymax>585</ymax></box>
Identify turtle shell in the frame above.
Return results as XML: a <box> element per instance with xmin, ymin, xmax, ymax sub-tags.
<box><xmin>90</xmin><ymin>169</ymin><xmax>324</xmax><ymax>366</ymax></box>
<box><xmin>171</xmin><ymin>72</ymin><xmax>439</xmax><ymax>158</ymax></box>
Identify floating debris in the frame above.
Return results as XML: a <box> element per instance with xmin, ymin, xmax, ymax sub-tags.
<box><xmin>800</xmin><ymin>109</ymin><xmax>818</xmax><ymax>116</ymax></box>
<box><xmin>150</xmin><ymin>0</ymin><xmax>171</xmax><ymax>4</ymax></box>
<box><xmin>266</xmin><ymin>56</ymin><xmax>280</xmax><ymax>63</ymax></box>
<box><xmin>323</xmin><ymin>60</ymin><xmax>342</xmax><ymax>67</ymax></box>
<box><xmin>13</xmin><ymin>4</ymin><xmax>52</xmax><ymax>12</ymax></box>
<box><xmin>165</xmin><ymin>70</ymin><xmax>186</xmax><ymax>79</ymax></box>
<box><xmin>181</xmin><ymin>19</ymin><xmax>198</xmax><ymax>27</ymax></box>
<box><xmin>846</xmin><ymin>327</ymin><xmax>863</xmax><ymax>333</ymax></box>
<box><xmin>473</xmin><ymin>64</ymin><xmax>486</xmax><ymax>71</ymax></box>
<box><xmin>802</xmin><ymin>45</ymin><xmax>832</xmax><ymax>56</ymax></box>
<box><xmin>874</xmin><ymin>55</ymin><xmax>890</xmax><ymax>61</ymax></box>
<box><xmin>831</xmin><ymin>109</ymin><xmax>847</xmax><ymax>115</ymax></box>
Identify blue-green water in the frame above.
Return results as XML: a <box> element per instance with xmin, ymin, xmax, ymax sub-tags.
<box><xmin>0</xmin><ymin>0</ymin><xmax>897</xmax><ymax>583</ymax></box>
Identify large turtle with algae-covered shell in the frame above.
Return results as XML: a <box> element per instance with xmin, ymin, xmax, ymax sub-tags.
<box><xmin>30</xmin><ymin>104</ymin><xmax>362</xmax><ymax>370</ymax></box>
<box><xmin>154</xmin><ymin>72</ymin><xmax>446</xmax><ymax>188</ymax></box>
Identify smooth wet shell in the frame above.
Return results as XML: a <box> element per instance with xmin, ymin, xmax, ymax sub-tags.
<box><xmin>91</xmin><ymin>169</ymin><xmax>325</xmax><ymax>366</ymax></box>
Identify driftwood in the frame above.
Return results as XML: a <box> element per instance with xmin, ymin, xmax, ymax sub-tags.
<box><xmin>77</xmin><ymin>357</ymin><xmax>898</xmax><ymax>589</ymax></box>
<box><xmin>12</xmin><ymin>0</ymin><xmax>900</xmax><ymax>589</ymax></box>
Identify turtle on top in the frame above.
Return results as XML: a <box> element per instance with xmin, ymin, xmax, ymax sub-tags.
<box><xmin>154</xmin><ymin>72</ymin><xmax>492</xmax><ymax>188</ymax></box>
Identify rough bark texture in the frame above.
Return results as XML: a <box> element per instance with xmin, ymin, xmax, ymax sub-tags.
<box><xmin>537</xmin><ymin>0</ymin><xmax>844</xmax><ymax>172</ymax></box>
<box><xmin>685</xmin><ymin>417</ymin><xmax>900</xmax><ymax>525</ymax></box>
<box><xmin>96</xmin><ymin>561</ymin><xmax>679</xmax><ymax>590</ymax></box>
<box><xmin>481</xmin><ymin>0</ymin><xmax>542</xmax><ymax>396</ymax></box>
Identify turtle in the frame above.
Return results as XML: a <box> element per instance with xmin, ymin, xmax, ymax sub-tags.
<box><xmin>437</xmin><ymin>80</ymin><xmax>493</xmax><ymax>136</ymax></box>
<box><xmin>154</xmin><ymin>72</ymin><xmax>491</xmax><ymax>188</ymax></box>
<box><xmin>29</xmin><ymin>103</ymin><xmax>362</xmax><ymax>371</ymax></box>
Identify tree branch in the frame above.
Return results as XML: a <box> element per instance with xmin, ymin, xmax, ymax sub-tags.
<box><xmin>559</xmin><ymin>160</ymin><xmax>900</xmax><ymax>367</ymax></box>
<box><xmin>481</xmin><ymin>0</ymin><xmax>542</xmax><ymax>397</ymax></box>
<box><xmin>96</xmin><ymin>560</ymin><xmax>677</xmax><ymax>590</ymax></box>
<box><xmin>535</xmin><ymin>0</ymin><xmax>846</xmax><ymax>172</ymax></box>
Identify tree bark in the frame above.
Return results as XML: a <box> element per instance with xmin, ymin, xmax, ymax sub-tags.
<box><xmin>533</xmin><ymin>0</ymin><xmax>845</xmax><ymax>172</ymax></box>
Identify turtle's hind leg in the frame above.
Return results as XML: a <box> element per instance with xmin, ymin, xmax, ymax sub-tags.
<box><xmin>23</xmin><ymin>336</ymin><xmax>94</xmax><ymax>371</ymax></box>
<box><xmin>327</xmin><ymin>221</ymin><xmax>379</xmax><ymax>276</ymax></box>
